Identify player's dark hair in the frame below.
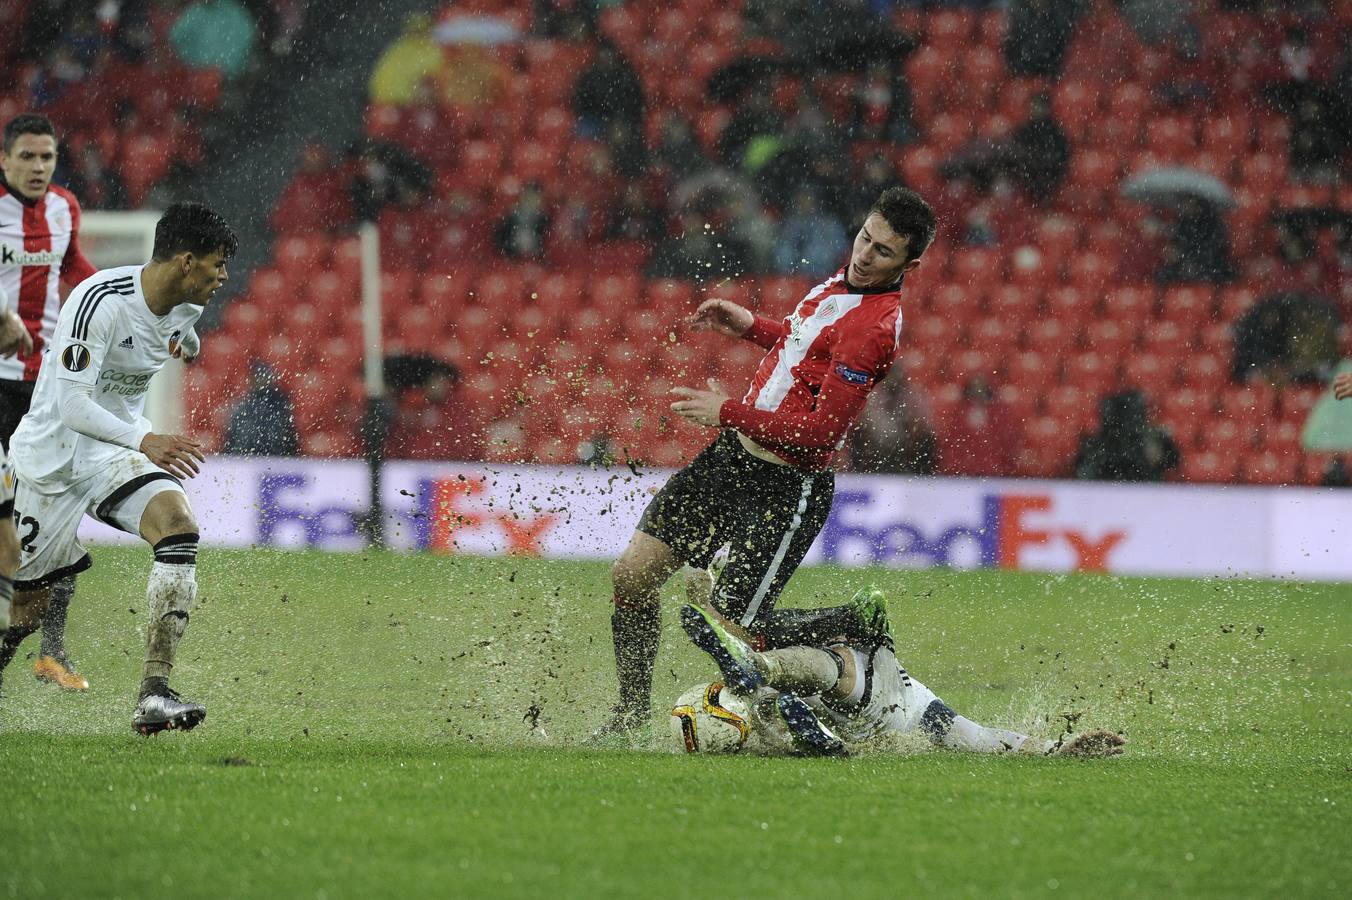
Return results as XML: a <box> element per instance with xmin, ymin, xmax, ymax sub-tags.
<box><xmin>3</xmin><ymin>113</ymin><xmax>57</xmax><ymax>154</ymax></box>
<box><xmin>152</xmin><ymin>202</ymin><xmax>238</xmax><ymax>262</ymax></box>
<box><xmin>870</xmin><ymin>187</ymin><xmax>937</xmax><ymax>263</ymax></box>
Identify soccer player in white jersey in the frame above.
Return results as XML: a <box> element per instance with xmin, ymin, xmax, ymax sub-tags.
<box><xmin>0</xmin><ymin>113</ymin><xmax>99</xmax><ymax>691</ymax></box>
<box><xmin>0</xmin><ymin>203</ymin><xmax>235</xmax><ymax>734</ymax></box>
<box><xmin>680</xmin><ymin>590</ymin><xmax>1125</xmax><ymax>759</ymax></box>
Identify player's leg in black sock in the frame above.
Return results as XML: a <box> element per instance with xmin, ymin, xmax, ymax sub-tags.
<box><xmin>38</xmin><ymin>575</ymin><xmax>75</xmax><ymax>662</ymax></box>
<box><xmin>603</xmin><ymin>532</ymin><xmax>680</xmax><ymax>731</ymax></box>
<box><xmin>611</xmin><ymin>601</ymin><xmax>660</xmax><ymax>721</ymax></box>
<box><xmin>754</xmin><ymin>605</ymin><xmax>860</xmax><ymax>649</ymax></box>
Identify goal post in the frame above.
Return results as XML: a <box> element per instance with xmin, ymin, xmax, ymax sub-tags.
<box><xmin>78</xmin><ymin>210</ymin><xmax>184</xmax><ymax>432</ymax></box>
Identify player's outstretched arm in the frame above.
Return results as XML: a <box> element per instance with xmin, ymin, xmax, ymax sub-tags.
<box><xmin>922</xmin><ymin>700</ymin><xmax>1124</xmax><ymax>757</ymax></box>
<box><xmin>689</xmin><ymin>299</ymin><xmax>753</xmax><ymax>338</ymax></box>
<box><xmin>139</xmin><ymin>433</ymin><xmax>206</xmax><ymax>479</ymax></box>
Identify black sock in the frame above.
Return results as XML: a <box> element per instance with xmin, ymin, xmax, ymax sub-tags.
<box><xmin>612</xmin><ymin>602</ymin><xmax>660</xmax><ymax>720</ymax></box>
<box><xmin>139</xmin><ymin>675</ymin><xmax>169</xmax><ymax>700</ymax></box>
<box><xmin>39</xmin><ymin>575</ymin><xmax>75</xmax><ymax>659</ymax></box>
<box><xmin>0</xmin><ymin>628</ymin><xmax>26</xmax><ymax>676</ymax></box>
<box><xmin>755</xmin><ymin>605</ymin><xmax>860</xmax><ymax>650</ymax></box>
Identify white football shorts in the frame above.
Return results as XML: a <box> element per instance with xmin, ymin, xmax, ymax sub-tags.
<box><xmin>814</xmin><ymin>644</ymin><xmax>940</xmax><ymax>742</ymax></box>
<box><xmin>12</xmin><ymin>448</ymin><xmax>186</xmax><ymax>589</ymax></box>
<box><xmin>0</xmin><ymin>444</ymin><xmax>14</xmax><ymax>515</ymax></box>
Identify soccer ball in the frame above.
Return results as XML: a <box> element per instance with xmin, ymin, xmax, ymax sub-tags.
<box><xmin>669</xmin><ymin>681</ymin><xmax>752</xmax><ymax>754</ymax></box>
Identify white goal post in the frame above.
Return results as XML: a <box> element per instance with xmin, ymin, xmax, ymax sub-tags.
<box><xmin>77</xmin><ymin>210</ymin><xmax>183</xmax><ymax>432</ymax></box>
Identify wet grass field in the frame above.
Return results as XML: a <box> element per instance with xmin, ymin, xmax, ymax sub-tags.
<box><xmin>2</xmin><ymin>548</ymin><xmax>1348</xmax><ymax>898</ymax></box>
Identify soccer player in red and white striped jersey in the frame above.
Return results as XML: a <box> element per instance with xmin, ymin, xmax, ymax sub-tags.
<box><xmin>0</xmin><ymin>113</ymin><xmax>98</xmax><ymax>692</ymax></box>
<box><xmin>596</xmin><ymin>187</ymin><xmax>937</xmax><ymax>738</ymax></box>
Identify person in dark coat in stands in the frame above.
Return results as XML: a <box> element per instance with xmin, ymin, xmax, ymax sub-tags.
<box><xmin>1073</xmin><ymin>389</ymin><xmax>1180</xmax><ymax>482</ymax></box>
<box><xmin>222</xmin><ymin>361</ymin><xmax>300</xmax><ymax>457</ymax></box>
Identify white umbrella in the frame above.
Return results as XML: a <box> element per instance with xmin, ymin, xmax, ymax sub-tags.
<box><xmin>1121</xmin><ymin>166</ymin><xmax>1236</xmax><ymax>209</ymax></box>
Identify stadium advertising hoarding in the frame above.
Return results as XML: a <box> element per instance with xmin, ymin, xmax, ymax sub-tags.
<box><xmin>78</xmin><ymin>457</ymin><xmax>1352</xmax><ymax>581</ymax></box>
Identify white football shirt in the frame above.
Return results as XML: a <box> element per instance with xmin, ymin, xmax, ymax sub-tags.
<box><xmin>11</xmin><ymin>264</ymin><xmax>202</xmax><ymax>491</ymax></box>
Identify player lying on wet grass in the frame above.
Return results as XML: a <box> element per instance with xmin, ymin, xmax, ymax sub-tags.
<box><xmin>677</xmin><ymin>586</ymin><xmax>1125</xmax><ymax>759</ymax></box>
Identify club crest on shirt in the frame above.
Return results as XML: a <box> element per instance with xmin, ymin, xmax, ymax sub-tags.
<box><xmin>61</xmin><ymin>343</ymin><xmax>91</xmax><ymax>372</ymax></box>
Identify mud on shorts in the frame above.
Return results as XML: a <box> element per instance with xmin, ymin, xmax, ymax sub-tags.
<box><xmin>637</xmin><ymin>430</ymin><xmax>834</xmax><ymax>627</ymax></box>
<box><xmin>12</xmin><ymin>449</ymin><xmax>185</xmax><ymax>590</ymax></box>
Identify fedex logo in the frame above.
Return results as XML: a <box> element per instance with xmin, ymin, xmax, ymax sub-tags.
<box><xmin>256</xmin><ymin>473</ymin><xmax>559</xmax><ymax>554</ymax></box>
<box><xmin>412</xmin><ymin>477</ymin><xmax>556</xmax><ymax>554</ymax></box>
<box><xmin>820</xmin><ymin>491</ymin><xmax>1126</xmax><ymax>572</ymax></box>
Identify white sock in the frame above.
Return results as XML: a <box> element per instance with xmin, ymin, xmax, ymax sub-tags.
<box><xmin>143</xmin><ymin>561</ymin><xmax>197</xmax><ymax>681</ymax></box>
<box><xmin>759</xmin><ymin>647</ymin><xmax>841</xmax><ymax>696</ymax></box>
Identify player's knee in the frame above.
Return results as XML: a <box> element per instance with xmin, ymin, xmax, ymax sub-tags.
<box><xmin>6</xmin><ymin>589</ymin><xmax>47</xmax><ymax>634</ymax></box>
<box><xmin>611</xmin><ymin>558</ymin><xmax>645</xmax><ymax>602</ymax></box>
<box><xmin>918</xmin><ymin>699</ymin><xmax>957</xmax><ymax>744</ymax></box>
<box><xmin>0</xmin><ymin>536</ymin><xmax>19</xmax><ymax>579</ymax></box>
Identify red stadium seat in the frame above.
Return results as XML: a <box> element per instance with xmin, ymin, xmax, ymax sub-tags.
<box><xmin>946</xmin><ymin>348</ymin><xmax>999</xmax><ymax>383</ymax></box>
<box><xmin>1180</xmin><ymin>353</ymin><xmax>1230</xmax><ymax>391</ymax></box>
<box><xmin>248</xmin><ymin>268</ymin><xmax>289</xmax><ymax>309</ymax></box>
<box><xmin>1262</xmin><ymin>419</ymin><xmax>1302</xmax><ymax>454</ymax></box>
<box><xmin>1242</xmin><ymin>450</ymin><xmax>1300</xmax><ymax>486</ymax></box>
<box><xmin>1008</xmin><ymin>246</ymin><xmax>1053</xmax><ymax>288</ymax></box>
<box><xmin>1064</xmin><ymin>351</ymin><xmax>1117</xmax><ymax>395</ymax></box>
<box><xmin>1182</xmin><ymin>451</ymin><xmax>1236</xmax><ymax>484</ymax></box>
<box><xmin>1203</xmin><ymin>119</ymin><xmax>1251</xmax><ymax>162</ymax></box>
<box><xmin>758</xmin><ymin>276</ymin><xmax>810</xmax><ymax>312</ymax></box>
<box><xmin>986</xmin><ymin>284</ymin><xmax>1038</xmax><ymax>320</ymax></box>
<box><xmin>274</xmin><ymin>235</ymin><xmax>330</xmax><ymax>284</ymax></box>
<box><xmin>1008</xmin><ymin>350</ymin><xmax>1058</xmax><ymax>393</ymax></box>
<box><xmin>1140</xmin><ymin>321</ymin><xmax>1192</xmax><ymax>357</ymax></box>
<box><xmin>1277</xmin><ymin>386</ymin><xmax>1321</xmax><ymax>423</ymax></box>
<box><xmin>420</xmin><ymin>272</ymin><xmax>475</xmax><ymax>312</ymax></box>
<box><xmin>591</xmin><ymin>273</ymin><xmax>643</xmax><ymax>309</ymax></box>
<box><xmin>1144</xmin><ymin>117</ymin><xmax>1197</xmax><ymax>161</ymax></box>
<box><xmin>1083</xmin><ymin>320</ymin><xmax>1134</xmax><ymax>358</ymax></box>
<box><xmin>912</xmin><ymin>316</ymin><xmax>960</xmax><ymax>354</ymax></box>
<box><xmin>476</xmin><ymin>269</ymin><xmax>529</xmax><ymax>309</ymax></box>
<box><xmin>646</xmin><ymin>278</ymin><xmax>696</xmax><ymax>312</ymax></box>
<box><xmin>928</xmin><ymin>283</ymin><xmax>984</xmax><ymax>322</ymax></box>
<box><xmin>1102</xmin><ymin>286</ymin><xmax>1154</xmax><ymax>323</ymax></box>
<box><xmin>1159</xmin><ymin>286</ymin><xmax>1216</xmax><ymax>327</ymax></box>
<box><xmin>1066</xmin><ymin>253</ymin><xmax>1114</xmax><ymax>290</ymax></box>
<box><xmin>1206</xmin><ymin>419</ymin><xmax>1255</xmax><ymax>456</ymax></box>
<box><xmin>1121</xmin><ymin>352</ymin><xmax>1177</xmax><ymax>396</ymax></box>
<box><xmin>533</xmin><ymin>273</ymin><xmax>587</xmax><ymax>317</ymax></box>
<box><xmin>1024</xmin><ymin>319</ymin><xmax>1075</xmax><ymax>355</ymax></box>
<box><xmin>967</xmin><ymin>317</ymin><xmax>1019</xmax><ymax>355</ymax></box>
<box><xmin>1219</xmin><ymin>385</ymin><xmax>1275</xmax><ymax>430</ymax></box>
<box><xmin>950</xmin><ymin>248</ymin><xmax>1002</xmax><ymax>289</ymax></box>
<box><xmin>1046</xmin><ymin>286</ymin><xmax>1096</xmax><ymax>327</ymax></box>
<box><xmin>1017</xmin><ymin>415</ymin><xmax>1082</xmax><ymax>478</ymax></box>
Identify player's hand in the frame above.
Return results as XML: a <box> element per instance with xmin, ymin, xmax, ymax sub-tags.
<box><xmin>1334</xmin><ymin>372</ymin><xmax>1352</xmax><ymax>401</ymax></box>
<box><xmin>0</xmin><ymin>310</ymin><xmax>33</xmax><ymax>359</ymax></box>
<box><xmin>671</xmin><ymin>379</ymin><xmax>729</xmax><ymax>427</ymax></box>
<box><xmin>140</xmin><ymin>433</ymin><xmax>206</xmax><ymax>479</ymax></box>
<box><xmin>689</xmin><ymin>299</ymin><xmax>754</xmax><ymax>338</ymax></box>
<box><xmin>1055</xmin><ymin>730</ymin><xmax>1126</xmax><ymax>758</ymax></box>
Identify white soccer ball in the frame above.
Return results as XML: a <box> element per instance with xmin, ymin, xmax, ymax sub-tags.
<box><xmin>669</xmin><ymin>681</ymin><xmax>752</xmax><ymax>754</ymax></box>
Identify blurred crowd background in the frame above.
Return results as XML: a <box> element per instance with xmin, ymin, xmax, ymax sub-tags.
<box><xmin>2</xmin><ymin>0</ymin><xmax>1350</xmax><ymax>485</ymax></box>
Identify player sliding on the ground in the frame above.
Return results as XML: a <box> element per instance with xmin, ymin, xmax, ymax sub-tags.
<box><xmin>679</xmin><ymin>589</ymin><xmax>1125</xmax><ymax>758</ymax></box>
<box><xmin>0</xmin><ymin>202</ymin><xmax>235</xmax><ymax>735</ymax></box>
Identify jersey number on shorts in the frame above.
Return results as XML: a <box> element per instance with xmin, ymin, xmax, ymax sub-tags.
<box><xmin>16</xmin><ymin>514</ymin><xmax>40</xmax><ymax>553</ymax></box>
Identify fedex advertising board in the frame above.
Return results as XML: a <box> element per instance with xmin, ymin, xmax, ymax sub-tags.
<box><xmin>76</xmin><ymin>458</ymin><xmax>1352</xmax><ymax>581</ymax></box>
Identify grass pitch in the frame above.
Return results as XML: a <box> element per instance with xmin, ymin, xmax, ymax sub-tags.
<box><xmin>1</xmin><ymin>548</ymin><xmax>1348</xmax><ymax>898</ymax></box>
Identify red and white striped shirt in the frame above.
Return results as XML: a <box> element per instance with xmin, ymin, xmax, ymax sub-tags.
<box><xmin>720</xmin><ymin>269</ymin><xmax>905</xmax><ymax>471</ymax></box>
<box><xmin>0</xmin><ymin>179</ymin><xmax>97</xmax><ymax>381</ymax></box>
